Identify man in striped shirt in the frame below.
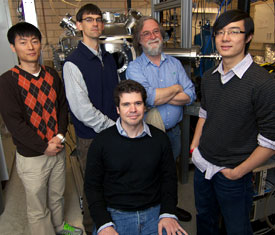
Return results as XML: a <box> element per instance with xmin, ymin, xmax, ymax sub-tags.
<box><xmin>191</xmin><ymin>9</ymin><xmax>275</xmax><ymax>235</ymax></box>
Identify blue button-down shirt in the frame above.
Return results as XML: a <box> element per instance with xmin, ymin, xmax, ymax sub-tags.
<box><xmin>116</xmin><ymin>117</ymin><xmax>152</xmax><ymax>138</ymax></box>
<box><xmin>126</xmin><ymin>53</ymin><xmax>196</xmax><ymax>130</ymax></box>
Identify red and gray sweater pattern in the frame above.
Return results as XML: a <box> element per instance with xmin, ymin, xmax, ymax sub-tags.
<box><xmin>11</xmin><ymin>66</ymin><xmax>58</xmax><ymax>142</ymax></box>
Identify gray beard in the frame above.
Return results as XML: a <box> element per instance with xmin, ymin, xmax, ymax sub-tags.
<box><xmin>142</xmin><ymin>41</ymin><xmax>163</xmax><ymax>56</ymax></box>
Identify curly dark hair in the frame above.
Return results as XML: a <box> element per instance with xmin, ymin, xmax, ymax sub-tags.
<box><xmin>114</xmin><ymin>80</ymin><xmax>147</xmax><ymax>107</ymax></box>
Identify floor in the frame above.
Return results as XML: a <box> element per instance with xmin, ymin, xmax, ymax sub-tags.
<box><xmin>0</xmin><ymin>154</ymin><xmax>197</xmax><ymax>235</ymax></box>
<box><xmin>0</xmin><ymin>154</ymin><xmax>85</xmax><ymax>235</ymax></box>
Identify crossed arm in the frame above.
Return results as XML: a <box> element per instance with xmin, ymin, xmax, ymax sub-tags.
<box><xmin>154</xmin><ymin>85</ymin><xmax>191</xmax><ymax>106</ymax></box>
<box><xmin>126</xmin><ymin>57</ymin><xmax>196</xmax><ymax>108</ymax></box>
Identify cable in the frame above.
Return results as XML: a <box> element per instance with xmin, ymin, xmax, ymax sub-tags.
<box><xmin>17</xmin><ymin>0</ymin><xmax>24</xmax><ymax>21</ymax></box>
<box><xmin>216</xmin><ymin>0</ymin><xmax>226</xmax><ymax>19</ymax></box>
<box><xmin>226</xmin><ymin>0</ymin><xmax>230</xmax><ymax>11</ymax></box>
<box><xmin>40</xmin><ymin>0</ymin><xmax>49</xmax><ymax>51</ymax></box>
<box><xmin>194</xmin><ymin>0</ymin><xmax>200</xmax><ymax>38</ymax></box>
<box><xmin>60</xmin><ymin>0</ymin><xmax>81</xmax><ymax>8</ymax></box>
<box><xmin>253</xmin><ymin>227</ymin><xmax>273</xmax><ymax>235</ymax></box>
<box><xmin>48</xmin><ymin>0</ymin><xmax>60</xmax><ymax>20</ymax></box>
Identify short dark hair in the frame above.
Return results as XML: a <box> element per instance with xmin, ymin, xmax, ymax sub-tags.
<box><xmin>76</xmin><ymin>3</ymin><xmax>102</xmax><ymax>22</ymax></box>
<box><xmin>114</xmin><ymin>80</ymin><xmax>147</xmax><ymax>107</ymax></box>
<box><xmin>133</xmin><ymin>16</ymin><xmax>165</xmax><ymax>56</ymax></box>
<box><xmin>7</xmin><ymin>22</ymin><xmax>42</xmax><ymax>45</ymax></box>
<box><xmin>213</xmin><ymin>9</ymin><xmax>254</xmax><ymax>54</ymax></box>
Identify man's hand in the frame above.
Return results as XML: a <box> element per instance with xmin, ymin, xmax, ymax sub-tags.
<box><xmin>44</xmin><ymin>141</ymin><xmax>63</xmax><ymax>156</ymax></box>
<box><xmin>158</xmin><ymin>218</ymin><xmax>188</xmax><ymax>235</ymax></box>
<box><xmin>220</xmin><ymin>168</ymin><xmax>241</xmax><ymax>180</ymax></box>
<box><xmin>48</xmin><ymin>136</ymin><xmax>62</xmax><ymax>145</ymax></box>
<box><xmin>221</xmin><ymin>146</ymin><xmax>275</xmax><ymax>181</ymax></box>
<box><xmin>98</xmin><ymin>226</ymin><xmax>119</xmax><ymax>235</ymax></box>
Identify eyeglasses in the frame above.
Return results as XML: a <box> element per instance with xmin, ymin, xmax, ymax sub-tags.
<box><xmin>140</xmin><ymin>29</ymin><xmax>161</xmax><ymax>39</ymax></box>
<box><xmin>81</xmin><ymin>17</ymin><xmax>103</xmax><ymax>23</ymax></box>
<box><xmin>214</xmin><ymin>29</ymin><xmax>245</xmax><ymax>37</ymax></box>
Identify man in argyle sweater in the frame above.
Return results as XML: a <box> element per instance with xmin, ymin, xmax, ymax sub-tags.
<box><xmin>0</xmin><ymin>22</ymin><xmax>82</xmax><ymax>235</ymax></box>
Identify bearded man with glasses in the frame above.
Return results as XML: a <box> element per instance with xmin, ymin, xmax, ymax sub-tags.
<box><xmin>63</xmin><ymin>4</ymin><xmax>119</xmax><ymax>235</ymax></box>
<box><xmin>126</xmin><ymin>16</ymin><xmax>196</xmax><ymax>223</ymax></box>
<box><xmin>190</xmin><ymin>9</ymin><xmax>275</xmax><ymax>235</ymax></box>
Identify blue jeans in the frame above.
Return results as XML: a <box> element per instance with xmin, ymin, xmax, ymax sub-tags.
<box><xmin>93</xmin><ymin>205</ymin><xmax>167</xmax><ymax>235</ymax></box>
<box><xmin>194</xmin><ymin>167</ymin><xmax>253</xmax><ymax>235</ymax></box>
<box><xmin>166</xmin><ymin>124</ymin><xmax>181</xmax><ymax>160</ymax></box>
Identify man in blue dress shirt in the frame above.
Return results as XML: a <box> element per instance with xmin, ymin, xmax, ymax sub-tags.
<box><xmin>126</xmin><ymin>16</ymin><xmax>196</xmax><ymax>222</ymax></box>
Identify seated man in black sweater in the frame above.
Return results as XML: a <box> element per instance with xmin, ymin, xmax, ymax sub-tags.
<box><xmin>84</xmin><ymin>80</ymin><xmax>187</xmax><ymax>235</ymax></box>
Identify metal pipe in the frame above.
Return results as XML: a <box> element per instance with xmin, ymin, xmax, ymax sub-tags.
<box><xmin>163</xmin><ymin>47</ymin><xmax>221</xmax><ymax>60</ymax></box>
<box><xmin>163</xmin><ymin>47</ymin><xmax>198</xmax><ymax>58</ymax></box>
<box><xmin>181</xmin><ymin>0</ymin><xmax>192</xmax><ymax>48</ymax></box>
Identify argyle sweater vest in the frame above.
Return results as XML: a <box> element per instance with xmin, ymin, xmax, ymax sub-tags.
<box><xmin>11</xmin><ymin>66</ymin><xmax>58</xmax><ymax>142</ymax></box>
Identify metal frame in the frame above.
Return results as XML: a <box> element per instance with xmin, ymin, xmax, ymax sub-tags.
<box><xmin>153</xmin><ymin>0</ymin><xmax>181</xmax><ymax>11</ymax></box>
<box><xmin>181</xmin><ymin>0</ymin><xmax>192</xmax><ymax>48</ymax></box>
<box><xmin>21</xmin><ymin>0</ymin><xmax>43</xmax><ymax>63</ymax></box>
<box><xmin>151</xmin><ymin>0</ymin><xmax>192</xmax><ymax>49</ymax></box>
<box><xmin>22</xmin><ymin>0</ymin><xmax>38</xmax><ymax>27</ymax></box>
<box><xmin>0</xmin><ymin>0</ymin><xmax>19</xmax><ymax>184</ymax></box>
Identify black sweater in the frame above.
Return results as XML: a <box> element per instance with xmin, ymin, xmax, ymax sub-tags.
<box><xmin>84</xmin><ymin>125</ymin><xmax>178</xmax><ymax>229</ymax></box>
<box><xmin>199</xmin><ymin>62</ymin><xmax>275</xmax><ymax>168</ymax></box>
